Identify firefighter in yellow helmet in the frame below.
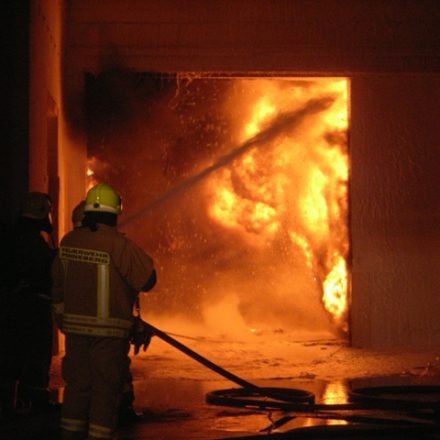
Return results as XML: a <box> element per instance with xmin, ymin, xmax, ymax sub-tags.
<box><xmin>52</xmin><ymin>183</ymin><xmax>157</xmax><ymax>440</ymax></box>
<box><xmin>69</xmin><ymin>198</ymin><xmax>146</xmax><ymax>425</ymax></box>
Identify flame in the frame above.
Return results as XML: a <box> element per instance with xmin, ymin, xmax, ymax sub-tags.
<box><xmin>206</xmin><ymin>78</ymin><xmax>349</xmax><ymax>330</ymax></box>
<box><xmin>86</xmin><ymin>156</ymin><xmax>102</xmax><ymax>190</ymax></box>
<box><xmin>322</xmin><ymin>255</ymin><xmax>348</xmax><ymax>322</ymax></box>
<box><xmin>243</xmin><ymin>97</ymin><xmax>276</xmax><ymax>139</ymax></box>
<box><xmin>289</xmin><ymin>232</ymin><xmax>314</xmax><ymax>269</ymax></box>
<box><xmin>86</xmin><ymin>159</ymin><xmax>97</xmax><ymax>190</ymax></box>
<box><xmin>299</xmin><ymin>168</ymin><xmax>329</xmax><ymax>239</ymax></box>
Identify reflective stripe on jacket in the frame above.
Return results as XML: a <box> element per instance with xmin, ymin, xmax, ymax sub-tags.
<box><xmin>62</xmin><ymin>312</ymin><xmax>133</xmax><ymax>338</ymax></box>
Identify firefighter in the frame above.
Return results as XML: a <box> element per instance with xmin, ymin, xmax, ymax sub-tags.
<box><xmin>52</xmin><ymin>183</ymin><xmax>157</xmax><ymax>440</ymax></box>
<box><xmin>0</xmin><ymin>192</ymin><xmax>57</xmax><ymax>414</ymax></box>
<box><xmin>70</xmin><ymin>199</ymin><xmax>143</xmax><ymax>425</ymax></box>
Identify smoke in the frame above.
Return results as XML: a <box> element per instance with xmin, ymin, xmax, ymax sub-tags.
<box><xmin>201</xmin><ymin>293</ymin><xmax>252</xmax><ymax>337</ymax></box>
<box><xmin>86</xmin><ymin>73</ymin><xmax>348</xmax><ymax>338</ymax></box>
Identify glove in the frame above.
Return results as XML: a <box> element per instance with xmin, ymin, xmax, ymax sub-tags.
<box><xmin>130</xmin><ymin>316</ymin><xmax>155</xmax><ymax>355</ymax></box>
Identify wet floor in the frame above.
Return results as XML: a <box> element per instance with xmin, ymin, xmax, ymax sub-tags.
<box><xmin>2</xmin><ymin>332</ymin><xmax>440</xmax><ymax>439</ymax></box>
<box><xmin>121</xmin><ymin>377</ymin><xmax>340</xmax><ymax>439</ymax></box>
<box><xmin>3</xmin><ymin>374</ymin><xmax>440</xmax><ymax>439</ymax></box>
<box><xmin>117</xmin><ymin>375</ymin><xmax>440</xmax><ymax>439</ymax></box>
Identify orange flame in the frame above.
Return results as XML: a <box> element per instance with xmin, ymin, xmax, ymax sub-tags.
<box><xmin>323</xmin><ymin>255</ymin><xmax>348</xmax><ymax>323</ymax></box>
<box><xmin>207</xmin><ymin>78</ymin><xmax>349</xmax><ymax>330</ymax></box>
<box><xmin>86</xmin><ymin>157</ymin><xmax>99</xmax><ymax>190</ymax></box>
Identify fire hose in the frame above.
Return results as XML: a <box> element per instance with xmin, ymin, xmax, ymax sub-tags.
<box><xmin>142</xmin><ymin>321</ymin><xmax>440</xmax><ymax>430</ymax></box>
<box><xmin>142</xmin><ymin>321</ymin><xmax>314</xmax><ymax>405</ymax></box>
<box><xmin>133</xmin><ymin>321</ymin><xmax>440</xmax><ymax>439</ymax></box>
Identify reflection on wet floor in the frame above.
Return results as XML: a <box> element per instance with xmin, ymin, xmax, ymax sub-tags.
<box><xmin>2</xmin><ymin>374</ymin><xmax>440</xmax><ymax>439</ymax></box>
<box><xmin>3</xmin><ymin>332</ymin><xmax>440</xmax><ymax>439</ymax></box>
<box><xmin>115</xmin><ymin>375</ymin><xmax>440</xmax><ymax>439</ymax></box>
<box><xmin>121</xmin><ymin>377</ymin><xmax>340</xmax><ymax>439</ymax></box>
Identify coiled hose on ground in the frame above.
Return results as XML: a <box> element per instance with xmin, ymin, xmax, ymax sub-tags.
<box><xmin>145</xmin><ymin>322</ymin><xmax>440</xmax><ymax>439</ymax></box>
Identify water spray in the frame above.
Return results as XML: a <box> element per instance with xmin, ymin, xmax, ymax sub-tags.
<box><xmin>119</xmin><ymin>96</ymin><xmax>335</xmax><ymax>229</ymax></box>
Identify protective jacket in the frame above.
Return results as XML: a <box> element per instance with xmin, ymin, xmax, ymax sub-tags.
<box><xmin>52</xmin><ymin>224</ymin><xmax>154</xmax><ymax>337</ymax></box>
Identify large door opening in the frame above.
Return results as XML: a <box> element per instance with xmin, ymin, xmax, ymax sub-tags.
<box><xmin>85</xmin><ymin>73</ymin><xmax>350</xmax><ymax>341</ymax></box>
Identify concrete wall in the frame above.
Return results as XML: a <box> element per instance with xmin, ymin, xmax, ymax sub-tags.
<box><xmin>65</xmin><ymin>0</ymin><xmax>440</xmax><ymax>73</ymax></box>
<box><xmin>30</xmin><ymin>0</ymin><xmax>87</xmax><ymax>240</ymax></box>
<box><xmin>350</xmin><ymin>75</ymin><xmax>440</xmax><ymax>348</ymax></box>
<box><xmin>56</xmin><ymin>0</ymin><xmax>440</xmax><ymax>348</ymax></box>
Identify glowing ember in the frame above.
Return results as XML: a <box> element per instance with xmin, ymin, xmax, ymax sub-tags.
<box><xmin>206</xmin><ymin>78</ymin><xmax>349</xmax><ymax>330</ymax></box>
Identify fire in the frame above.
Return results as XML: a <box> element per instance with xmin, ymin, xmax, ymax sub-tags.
<box><xmin>243</xmin><ymin>97</ymin><xmax>276</xmax><ymax>139</ymax></box>
<box><xmin>299</xmin><ymin>168</ymin><xmax>329</xmax><ymax>239</ymax></box>
<box><xmin>86</xmin><ymin>157</ymin><xmax>98</xmax><ymax>190</ymax></box>
<box><xmin>289</xmin><ymin>232</ymin><xmax>314</xmax><ymax>269</ymax></box>
<box><xmin>86</xmin><ymin>156</ymin><xmax>112</xmax><ymax>191</ymax></box>
<box><xmin>206</xmin><ymin>78</ymin><xmax>349</xmax><ymax>331</ymax></box>
<box><xmin>322</xmin><ymin>255</ymin><xmax>348</xmax><ymax>323</ymax></box>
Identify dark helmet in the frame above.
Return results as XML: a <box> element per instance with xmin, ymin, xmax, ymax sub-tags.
<box><xmin>71</xmin><ymin>200</ymin><xmax>86</xmax><ymax>228</ymax></box>
<box><xmin>20</xmin><ymin>192</ymin><xmax>52</xmax><ymax>220</ymax></box>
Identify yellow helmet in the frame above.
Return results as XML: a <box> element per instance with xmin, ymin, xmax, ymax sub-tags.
<box><xmin>84</xmin><ymin>183</ymin><xmax>122</xmax><ymax>214</ymax></box>
<box><xmin>20</xmin><ymin>192</ymin><xmax>52</xmax><ymax>219</ymax></box>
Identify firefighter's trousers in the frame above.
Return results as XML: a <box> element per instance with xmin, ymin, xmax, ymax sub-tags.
<box><xmin>61</xmin><ymin>334</ymin><xmax>130</xmax><ymax>440</ymax></box>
